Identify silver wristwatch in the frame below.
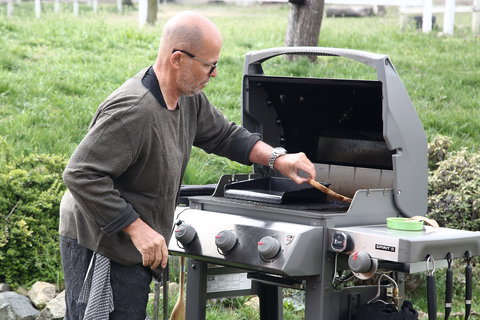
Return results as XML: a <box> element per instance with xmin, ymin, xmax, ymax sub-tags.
<box><xmin>268</xmin><ymin>147</ymin><xmax>287</xmax><ymax>169</ymax></box>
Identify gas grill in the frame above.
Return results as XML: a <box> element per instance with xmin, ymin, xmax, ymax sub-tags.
<box><xmin>168</xmin><ymin>47</ymin><xmax>480</xmax><ymax>320</ymax></box>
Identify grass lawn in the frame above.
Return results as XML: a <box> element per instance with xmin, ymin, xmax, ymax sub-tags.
<box><xmin>1</xmin><ymin>3</ymin><xmax>478</xmax><ymax>165</ymax></box>
<box><xmin>1</xmin><ymin>3</ymin><xmax>479</xmax><ymax>319</ymax></box>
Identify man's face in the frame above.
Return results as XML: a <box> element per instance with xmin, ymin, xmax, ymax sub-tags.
<box><xmin>177</xmin><ymin>40</ymin><xmax>221</xmax><ymax>96</ymax></box>
<box><xmin>179</xmin><ymin>60</ymin><xmax>214</xmax><ymax>96</ymax></box>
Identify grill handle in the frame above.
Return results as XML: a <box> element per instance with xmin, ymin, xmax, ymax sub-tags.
<box><xmin>243</xmin><ymin>46</ymin><xmax>391</xmax><ymax>75</ymax></box>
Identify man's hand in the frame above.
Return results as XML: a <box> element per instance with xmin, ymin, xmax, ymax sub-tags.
<box><xmin>248</xmin><ymin>141</ymin><xmax>316</xmax><ymax>184</ymax></box>
<box><xmin>123</xmin><ymin>218</ymin><xmax>168</xmax><ymax>269</ymax></box>
<box><xmin>274</xmin><ymin>152</ymin><xmax>316</xmax><ymax>184</ymax></box>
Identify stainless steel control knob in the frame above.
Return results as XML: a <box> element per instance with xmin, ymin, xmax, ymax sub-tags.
<box><xmin>215</xmin><ymin>230</ymin><xmax>237</xmax><ymax>253</ymax></box>
<box><xmin>348</xmin><ymin>251</ymin><xmax>372</xmax><ymax>273</ymax></box>
<box><xmin>257</xmin><ymin>236</ymin><xmax>281</xmax><ymax>260</ymax></box>
<box><xmin>174</xmin><ymin>224</ymin><xmax>196</xmax><ymax>246</ymax></box>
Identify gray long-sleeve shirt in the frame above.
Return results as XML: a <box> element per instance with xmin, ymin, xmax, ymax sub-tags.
<box><xmin>59</xmin><ymin>68</ymin><xmax>260</xmax><ymax>266</ymax></box>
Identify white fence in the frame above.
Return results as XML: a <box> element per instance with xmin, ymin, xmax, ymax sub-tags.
<box><xmin>5</xmin><ymin>0</ymin><xmax>123</xmax><ymax>18</ymax></box>
<box><xmin>323</xmin><ymin>0</ymin><xmax>478</xmax><ymax>34</ymax></box>
<box><xmin>3</xmin><ymin>0</ymin><xmax>480</xmax><ymax>33</ymax></box>
<box><xmin>243</xmin><ymin>0</ymin><xmax>480</xmax><ymax>34</ymax></box>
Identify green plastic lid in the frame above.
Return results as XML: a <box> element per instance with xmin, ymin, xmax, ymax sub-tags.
<box><xmin>386</xmin><ymin>217</ymin><xmax>424</xmax><ymax>231</ymax></box>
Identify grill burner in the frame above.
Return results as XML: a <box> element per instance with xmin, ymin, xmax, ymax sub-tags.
<box><xmin>168</xmin><ymin>47</ymin><xmax>480</xmax><ymax>320</ymax></box>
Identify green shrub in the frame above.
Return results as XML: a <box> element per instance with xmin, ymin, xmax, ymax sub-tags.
<box><xmin>0</xmin><ymin>138</ymin><xmax>67</xmax><ymax>288</ymax></box>
<box><xmin>427</xmin><ymin>135</ymin><xmax>452</xmax><ymax>170</ymax></box>
<box><xmin>427</xmin><ymin>148</ymin><xmax>480</xmax><ymax>230</ymax></box>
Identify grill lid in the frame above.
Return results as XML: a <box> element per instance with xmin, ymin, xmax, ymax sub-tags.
<box><xmin>242</xmin><ymin>47</ymin><xmax>428</xmax><ymax>217</ymax></box>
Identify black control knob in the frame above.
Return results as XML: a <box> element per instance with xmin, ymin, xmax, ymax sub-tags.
<box><xmin>174</xmin><ymin>224</ymin><xmax>196</xmax><ymax>246</ymax></box>
<box><xmin>348</xmin><ymin>251</ymin><xmax>373</xmax><ymax>273</ymax></box>
<box><xmin>331</xmin><ymin>231</ymin><xmax>352</xmax><ymax>252</ymax></box>
<box><xmin>215</xmin><ymin>230</ymin><xmax>237</xmax><ymax>253</ymax></box>
<box><xmin>257</xmin><ymin>236</ymin><xmax>281</xmax><ymax>260</ymax></box>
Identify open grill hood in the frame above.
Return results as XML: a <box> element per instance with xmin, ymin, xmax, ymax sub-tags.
<box><xmin>242</xmin><ymin>47</ymin><xmax>428</xmax><ymax>218</ymax></box>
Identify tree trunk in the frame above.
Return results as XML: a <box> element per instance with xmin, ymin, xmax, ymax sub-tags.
<box><xmin>146</xmin><ymin>0</ymin><xmax>157</xmax><ymax>25</ymax></box>
<box><xmin>474</xmin><ymin>0</ymin><xmax>480</xmax><ymax>34</ymax></box>
<box><xmin>285</xmin><ymin>0</ymin><xmax>325</xmax><ymax>61</ymax></box>
<box><xmin>123</xmin><ymin>0</ymin><xmax>133</xmax><ymax>7</ymax></box>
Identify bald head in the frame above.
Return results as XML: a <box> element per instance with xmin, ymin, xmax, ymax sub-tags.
<box><xmin>158</xmin><ymin>11</ymin><xmax>222</xmax><ymax>57</ymax></box>
<box><xmin>153</xmin><ymin>11</ymin><xmax>222</xmax><ymax>104</ymax></box>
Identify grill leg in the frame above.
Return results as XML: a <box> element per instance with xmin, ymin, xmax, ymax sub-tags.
<box><xmin>305</xmin><ymin>276</ymin><xmax>328</xmax><ymax>320</ymax></box>
<box><xmin>254</xmin><ymin>281</ymin><xmax>283</xmax><ymax>320</ymax></box>
<box><xmin>304</xmin><ymin>250</ymin><xmax>337</xmax><ymax>320</ymax></box>
<box><xmin>185</xmin><ymin>259</ymin><xmax>207</xmax><ymax>320</ymax></box>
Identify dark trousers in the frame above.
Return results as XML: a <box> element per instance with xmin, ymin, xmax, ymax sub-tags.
<box><xmin>60</xmin><ymin>236</ymin><xmax>152</xmax><ymax>320</ymax></box>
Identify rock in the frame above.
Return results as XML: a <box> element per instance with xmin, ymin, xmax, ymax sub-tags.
<box><xmin>28</xmin><ymin>282</ymin><xmax>56</xmax><ymax>309</ymax></box>
<box><xmin>168</xmin><ymin>282</ymin><xmax>179</xmax><ymax>296</ymax></box>
<box><xmin>245</xmin><ymin>296</ymin><xmax>259</xmax><ymax>308</ymax></box>
<box><xmin>15</xmin><ymin>287</ymin><xmax>29</xmax><ymax>297</ymax></box>
<box><xmin>36</xmin><ymin>290</ymin><xmax>66</xmax><ymax>320</ymax></box>
<box><xmin>0</xmin><ymin>304</ymin><xmax>16</xmax><ymax>320</ymax></box>
<box><xmin>0</xmin><ymin>291</ymin><xmax>40</xmax><ymax>320</ymax></box>
<box><xmin>0</xmin><ymin>284</ymin><xmax>11</xmax><ymax>293</ymax></box>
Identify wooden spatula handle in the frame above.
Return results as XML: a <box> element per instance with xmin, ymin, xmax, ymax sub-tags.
<box><xmin>308</xmin><ymin>179</ymin><xmax>352</xmax><ymax>203</ymax></box>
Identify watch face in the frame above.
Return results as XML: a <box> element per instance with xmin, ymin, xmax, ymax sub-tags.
<box><xmin>274</xmin><ymin>147</ymin><xmax>287</xmax><ymax>154</ymax></box>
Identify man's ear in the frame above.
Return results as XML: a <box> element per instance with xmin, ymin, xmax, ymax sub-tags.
<box><xmin>170</xmin><ymin>51</ymin><xmax>182</xmax><ymax>70</ymax></box>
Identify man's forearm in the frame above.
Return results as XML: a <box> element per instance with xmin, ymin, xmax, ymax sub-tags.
<box><xmin>248</xmin><ymin>140</ymin><xmax>273</xmax><ymax>166</ymax></box>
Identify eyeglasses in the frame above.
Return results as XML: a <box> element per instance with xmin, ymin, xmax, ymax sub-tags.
<box><xmin>172</xmin><ymin>49</ymin><xmax>218</xmax><ymax>75</ymax></box>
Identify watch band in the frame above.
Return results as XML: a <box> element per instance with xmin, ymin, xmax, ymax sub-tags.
<box><xmin>268</xmin><ymin>147</ymin><xmax>287</xmax><ymax>169</ymax></box>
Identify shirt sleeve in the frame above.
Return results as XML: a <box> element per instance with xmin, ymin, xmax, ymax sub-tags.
<box><xmin>63</xmin><ymin>112</ymin><xmax>140</xmax><ymax>235</ymax></box>
<box><xmin>192</xmin><ymin>93</ymin><xmax>261</xmax><ymax>165</ymax></box>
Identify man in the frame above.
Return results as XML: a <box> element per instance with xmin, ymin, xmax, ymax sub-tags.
<box><xmin>59</xmin><ymin>11</ymin><xmax>316</xmax><ymax>319</ymax></box>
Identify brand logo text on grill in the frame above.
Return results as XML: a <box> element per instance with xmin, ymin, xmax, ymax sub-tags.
<box><xmin>375</xmin><ymin>244</ymin><xmax>396</xmax><ymax>252</ymax></box>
